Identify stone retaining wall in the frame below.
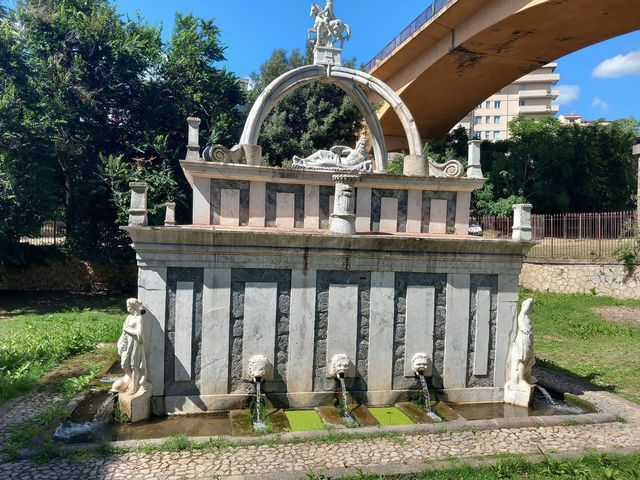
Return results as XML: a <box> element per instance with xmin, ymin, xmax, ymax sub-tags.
<box><xmin>0</xmin><ymin>258</ymin><xmax>136</xmax><ymax>292</ymax></box>
<box><xmin>521</xmin><ymin>260</ymin><xmax>640</xmax><ymax>299</ymax></box>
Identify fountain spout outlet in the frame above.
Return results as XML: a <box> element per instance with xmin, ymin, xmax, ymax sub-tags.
<box><xmin>411</xmin><ymin>352</ymin><xmax>432</xmax><ymax>377</ymax></box>
<box><xmin>327</xmin><ymin>353</ymin><xmax>351</xmax><ymax>379</ymax></box>
<box><xmin>247</xmin><ymin>355</ymin><xmax>270</xmax><ymax>384</ymax></box>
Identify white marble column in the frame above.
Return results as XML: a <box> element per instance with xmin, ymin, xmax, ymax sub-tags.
<box><xmin>304</xmin><ymin>185</ymin><xmax>320</xmax><ymax>229</ymax></box>
<box><xmin>429</xmin><ymin>199</ymin><xmax>448</xmax><ymax>234</ymax></box>
<box><xmin>326</xmin><ymin>284</ymin><xmax>358</xmax><ymax>377</ymax></box>
<box><xmin>249</xmin><ymin>181</ymin><xmax>266</xmax><ymax>227</ymax></box>
<box><xmin>455</xmin><ymin>192</ymin><xmax>471</xmax><ymax>235</ymax></box>
<box><xmin>494</xmin><ymin>275</ymin><xmax>519</xmax><ymax>387</ymax></box>
<box><xmin>404</xmin><ymin>285</ymin><xmax>435</xmax><ymax>376</ymax></box>
<box><xmin>355</xmin><ymin>187</ymin><xmax>372</xmax><ymax>232</ymax></box>
<box><xmin>406</xmin><ymin>190</ymin><xmax>423</xmax><ymax>233</ymax></box>
<box><xmin>367</xmin><ymin>272</ymin><xmax>395</xmax><ymax>390</ymax></box>
<box><xmin>443</xmin><ymin>274</ymin><xmax>470</xmax><ymax>389</ymax></box>
<box><xmin>175</xmin><ymin>282</ymin><xmax>194</xmax><ymax>382</ymax></box>
<box><xmin>192</xmin><ymin>177</ymin><xmax>211</xmax><ymax>225</ymax></box>
<box><xmin>242</xmin><ymin>283</ymin><xmax>278</xmax><ymax>380</ymax></box>
<box><xmin>201</xmin><ymin>268</ymin><xmax>231</xmax><ymax>395</ymax></box>
<box><xmin>138</xmin><ymin>267</ymin><xmax>167</xmax><ymax>397</ymax></box>
<box><xmin>287</xmin><ymin>270</ymin><xmax>317</xmax><ymax>392</ymax></box>
<box><xmin>473</xmin><ymin>287</ymin><xmax>491</xmax><ymax>376</ymax></box>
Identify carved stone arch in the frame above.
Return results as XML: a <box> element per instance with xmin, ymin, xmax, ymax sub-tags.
<box><xmin>240</xmin><ymin>65</ymin><xmax>424</xmax><ymax>171</ymax></box>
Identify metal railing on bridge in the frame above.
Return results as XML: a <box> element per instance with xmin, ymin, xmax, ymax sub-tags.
<box><xmin>363</xmin><ymin>0</ymin><xmax>454</xmax><ymax>73</ymax></box>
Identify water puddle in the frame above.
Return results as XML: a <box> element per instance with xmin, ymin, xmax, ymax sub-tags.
<box><xmin>449</xmin><ymin>390</ymin><xmax>587</xmax><ymax>421</ymax></box>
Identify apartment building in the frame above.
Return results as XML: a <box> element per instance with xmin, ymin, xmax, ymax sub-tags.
<box><xmin>455</xmin><ymin>63</ymin><xmax>560</xmax><ymax>141</ymax></box>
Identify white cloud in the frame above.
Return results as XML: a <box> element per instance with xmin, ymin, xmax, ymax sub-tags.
<box><xmin>593</xmin><ymin>50</ymin><xmax>640</xmax><ymax>78</ymax></box>
<box><xmin>555</xmin><ymin>85</ymin><xmax>581</xmax><ymax>105</ymax></box>
<box><xmin>592</xmin><ymin>97</ymin><xmax>609</xmax><ymax>111</ymax></box>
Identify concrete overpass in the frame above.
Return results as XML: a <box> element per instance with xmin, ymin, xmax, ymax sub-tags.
<box><xmin>367</xmin><ymin>0</ymin><xmax>640</xmax><ymax>149</ymax></box>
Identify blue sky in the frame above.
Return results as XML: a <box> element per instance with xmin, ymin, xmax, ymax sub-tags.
<box><xmin>7</xmin><ymin>0</ymin><xmax>640</xmax><ymax>121</ymax></box>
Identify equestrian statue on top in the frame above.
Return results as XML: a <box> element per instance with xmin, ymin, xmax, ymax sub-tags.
<box><xmin>308</xmin><ymin>0</ymin><xmax>351</xmax><ymax>49</ymax></box>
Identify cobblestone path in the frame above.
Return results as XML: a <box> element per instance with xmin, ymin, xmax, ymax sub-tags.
<box><xmin>1</xmin><ymin>372</ymin><xmax>639</xmax><ymax>479</ymax></box>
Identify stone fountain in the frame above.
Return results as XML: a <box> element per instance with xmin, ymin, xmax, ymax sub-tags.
<box><xmin>121</xmin><ymin>0</ymin><xmax>536</xmax><ymax>417</ymax></box>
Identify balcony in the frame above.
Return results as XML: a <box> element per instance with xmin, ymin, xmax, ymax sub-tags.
<box><xmin>519</xmin><ymin>104</ymin><xmax>560</xmax><ymax>114</ymax></box>
<box><xmin>519</xmin><ymin>89</ymin><xmax>560</xmax><ymax>100</ymax></box>
<box><xmin>513</xmin><ymin>73</ymin><xmax>560</xmax><ymax>84</ymax></box>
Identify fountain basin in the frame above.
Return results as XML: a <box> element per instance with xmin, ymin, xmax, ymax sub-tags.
<box><xmin>368</xmin><ymin>407</ymin><xmax>413</xmax><ymax>426</ymax></box>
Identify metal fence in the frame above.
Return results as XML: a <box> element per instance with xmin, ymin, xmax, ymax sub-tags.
<box><xmin>478</xmin><ymin>211</ymin><xmax>637</xmax><ymax>259</ymax></box>
<box><xmin>19</xmin><ymin>220</ymin><xmax>66</xmax><ymax>246</ymax></box>
<box><xmin>363</xmin><ymin>0</ymin><xmax>454</xmax><ymax>73</ymax></box>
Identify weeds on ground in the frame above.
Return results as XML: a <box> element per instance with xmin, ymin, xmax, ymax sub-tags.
<box><xmin>0</xmin><ymin>309</ymin><xmax>122</xmax><ymax>404</ymax></box>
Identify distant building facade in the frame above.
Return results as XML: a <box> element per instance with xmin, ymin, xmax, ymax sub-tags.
<box><xmin>558</xmin><ymin>113</ymin><xmax>610</xmax><ymax>127</ymax></box>
<box><xmin>454</xmin><ymin>63</ymin><xmax>560</xmax><ymax>141</ymax></box>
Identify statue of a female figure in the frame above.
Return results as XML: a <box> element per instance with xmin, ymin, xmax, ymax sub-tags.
<box><xmin>292</xmin><ymin>138</ymin><xmax>372</xmax><ymax>173</ymax></box>
<box><xmin>112</xmin><ymin>298</ymin><xmax>148</xmax><ymax>395</ymax></box>
<box><xmin>508</xmin><ymin>298</ymin><xmax>536</xmax><ymax>386</ymax></box>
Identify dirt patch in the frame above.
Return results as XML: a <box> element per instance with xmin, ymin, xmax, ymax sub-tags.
<box><xmin>40</xmin><ymin>345</ymin><xmax>118</xmax><ymax>389</ymax></box>
<box><xmin>592</xmin><ymin>306</ymin><xmax>640</xmax><ymax>326</ymax></box>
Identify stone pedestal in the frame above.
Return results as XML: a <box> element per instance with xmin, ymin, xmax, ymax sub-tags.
<box><xmin>314</xmin><ymin>46</ymin><xmax>342</xmax><ymax>66</ymax></box>
<box><xmin>242</xmin><ymin>144</ymin><xmax>263</xmax><ymax>166</ymax></box>
<box><xmin>466</xmin><ymin>140</ymin><xmax>483</xmax><ymax>179</ymax></box>
<box><xmin>504</xmin><ymin>381</ymin><xmax>534</xmax><ymax>408</ymax></box>
<box><xmin>403</xmin><ymin>155</ymin><xmax>428</xmax><ymax>176</ymax></box>
<box><xmin>164</xmin><ymin>202</ymin><xmax>176</xmax><ymax>226</ymax></box>
<box><xmin>512</xmin><ymin>204</ymin><xmax>533</xmax><ymax>242</ymax></box>
<box><xmin>128</xmin><ymin>182</ymin><xmax>148</xmax><ymax>226</ymax></box>
<box><xmin>118</xmin><ymin>382</ymin><xmax>152</xmax><ymax>423</ymax></box>
<box><xmin>186</xmin><ymin>117</ymin><xmax>201</xmax><ymax>161</ymax></box>
<box><xmin>331</xmin><ymin>175</ymin><xmax>359</xmax><ymax>234</ymax></box>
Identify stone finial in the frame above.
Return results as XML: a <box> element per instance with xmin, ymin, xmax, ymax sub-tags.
<box><xmin>186</xmin><ymin>117</ymin><xmax>201</xmax><ymax>161</ymax></box>
<box><xmin>512</xmin><ymin>204</ymin><xmax>533</xmax><ymax>242</ymax></box>
<box><xmin>467</xmin><ymin>140</ymin><xmax>483</xmax><ymax>178</ymax></box>
<box><xmin>164</xmin><ymin>202</ymin><xmax>176</xmax><ymax>226</ymax></box>
<box><xmin>128</xmin><ymin>182</ymin><xmax>148</xmax><ymax>226</ymax></box>
<box><xmin>330</xmin><ymin>174</ymin><xmax>359</xmax><ymax>234</ymax></box>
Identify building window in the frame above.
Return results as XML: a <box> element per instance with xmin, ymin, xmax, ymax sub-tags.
<box><xmin>485</xmin><ymin>101</ymin><xmax>491</xmax><ymax>108</ymax></box>
<box><xmin>475</xmin><ymin>116</ymin><xmax>482</xmax><ymax>124</ymax></box>
<box><xmin>493</xmin><ymin>131</ymin><xmax>500</xmax><ymax>139</ymax></box>
<box><xmin>494</xmin><ymin>116</ymin><xmax>501</xmax><ymax>124</ymax></box>
<box><xmin>519</xmin><ymin>100</ymin><xmax>526</xmax><ymax>106</ymax></box>
<box><xmin>519</xmin><ymin>84</ymin><xmax>527</xmax><ymax>91</ymax></box>
<box><xmin>477</xmin><ymin>104</ymin><xmax>482</xmax><ymax>110</ymax></box>
<box><xmin>494</xmin><ymin>100</ymin><xmax>501</xmax><ymax>108</ymax></box>
<box><xmin>485</xmin><ymin>132</ymin><xmax>490</xmax><ymax>139</ymax></box>
<box><xmin>485</xmin><ymin>116</ymin><xmax>491</xmax><ymax>124</ymax></box>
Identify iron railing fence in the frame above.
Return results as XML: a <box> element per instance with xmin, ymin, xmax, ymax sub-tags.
<box><xmin>478</xmin><ymin>211</ymin><xmax>637</xmax><ymax>259</ymax></box>
<box><xmin>18</xmin><ymin>220</ymin><xmax>66</xmax><ymax>246</ymax></box>
<box><xmin>363</xmin><ymin>0</ymin><xmax>454</xmax><ymax>73</ymax></box>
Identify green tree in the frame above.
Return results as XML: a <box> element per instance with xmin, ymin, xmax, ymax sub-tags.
<box><xmin>248</xmin><ymin>48</ymin><xmax>363</xmax><ymax>165</ymax></box>
<box><xmin>0</xmin><ymin>4</ymin><xmax>57</xmax><ymax>263</ymax></box>
<box><xmin>14</xmin><ymin>0</ymin><xmax>163</xmax><ymax>255</ymax></box>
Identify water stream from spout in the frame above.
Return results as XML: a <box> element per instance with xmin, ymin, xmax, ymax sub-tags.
<box><xmin>417</xmin><ymin>373</ymin><xmax>442</xmax><ymax>422</ymax></box>
<box><xmin>253</xmin><ymin>380</ymin><xmax>267</xmax><ymax>432</ymax></box>
<box><xmin>338</xmin><ymin>376</ymin><xmax>357</xmax><ymax>428</ymax></box>
<box><xmin>96</xmin><ymin>392</ymin><xmax>117</xmax><ymax>421</ymax></box>
<box><xmin>535</xmin><ymin>385</ymin><xmax>559</xmax><ymax>405</ymax></box>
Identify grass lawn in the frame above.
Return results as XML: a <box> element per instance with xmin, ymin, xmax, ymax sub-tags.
<box><xmin>524</xmin><ymin>289</ymin><xmax>640</xmax><ymax>404</ymax></box>
<box><xmin>0</xmin><ymin>293</ymin><xmax>124</xmax><ymax>404</ymax></box>
<box><xmin>331</xmin><ymin>453</ymin><xmax>640</xmax><ymax>479</ymax></box>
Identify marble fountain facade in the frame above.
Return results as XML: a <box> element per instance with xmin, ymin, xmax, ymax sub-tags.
<box><xmin>123</xmin><ymin>2</ymin><xmax>535</xmax><ymax>417</ymax></box>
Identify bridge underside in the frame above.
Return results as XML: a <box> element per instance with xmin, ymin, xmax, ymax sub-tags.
<box><xmin>372</xmin><ymin>0</ymin><xmax>640</xmax><ymax>147</ymax></box>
